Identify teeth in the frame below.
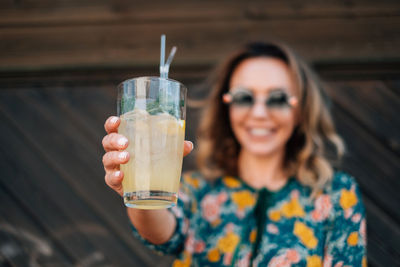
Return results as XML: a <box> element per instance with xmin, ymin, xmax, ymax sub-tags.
<box><xmin>250</xmin><ymin>128</ymin><xmax>272</xmax><ymax>136</ymax></box>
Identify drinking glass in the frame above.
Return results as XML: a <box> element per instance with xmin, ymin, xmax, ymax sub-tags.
<box><xmin>117</xmin><ymin>76</ymin><xmax>187</xmax><ymax>209</ymax></box>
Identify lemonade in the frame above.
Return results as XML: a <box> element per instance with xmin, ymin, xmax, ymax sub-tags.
<box><xmin>119</xmin><ymin>109</ymin><xmax>185</xmax><ymax>209</ymax></box>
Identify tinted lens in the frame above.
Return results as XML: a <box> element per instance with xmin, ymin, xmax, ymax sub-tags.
<box><xmin>266</xmin><ymin>92</ymin><xmax>289</xmax><ymax>108</ymax></box>
<box><xmin>231</xmin><ymin>90</ymin><xmax>254</xmax><ymax>106</ymax></box>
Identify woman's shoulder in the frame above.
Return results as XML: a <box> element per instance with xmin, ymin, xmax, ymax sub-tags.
<box><xmin>322</xmin><ymin>171</ymin><xmax>365</xmax><ymax>213</ymax></box>
<box><xmin>326</xmin><ymin>171</ymin><xmax>360</xmax><ymax>192</ymax></box>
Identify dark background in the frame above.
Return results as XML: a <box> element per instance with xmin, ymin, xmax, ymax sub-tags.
<box><xmin>0</xmin><ymin>0</ymin><xmax>399</xmax><ymax>266</ymax></box>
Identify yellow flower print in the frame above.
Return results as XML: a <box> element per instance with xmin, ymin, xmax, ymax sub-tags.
<box><xmin>223</xmin><ymin>176</ymin><xmax>241</xmax><ymax>188</ymax></box>
<box><xmin>306</xmin><ymin>255</ymin><xmax>322</xmax><ymax>267</ymax></box>
<box><xmin>281</xmin><ymin>197</ymin><xmax>305</xmax><ymax>218</ymax></box>
<box><xmin>347</xmin><ymin>232</ymin><xmax>359</xmax><ymax>246</ymax></box>
<box><xmin>217</xmin><ymin>232</ymin><xmax>240</xmax><ymax>253</ymax></box>
<box><xmin>210</xmin><ymin>219</ymin><xmax>221</xmax><ymax>227</ymax></box>
<box><xmin>232</xmin><ymin>190</ymin><xmax>256</xmax><ymax>210</ymax></box>
<box><xmin>172</xmin><ymin>252</ymin><xmax>192</xmax><ymax>267</ymax></box>
<box><xmin>362</xmin><ymin>256</ymin><xmax>367</xmax><ymax>267</ymax></box>
<box><xmin>191</xmin><ymin>201</ymin><xmax>197</xmax><ymax>214</ymax></box>
<box><xmin>249</xmin><ymin>229</ymin><xmax>257</xmax><ymax>243</ymax></box>
<box><xmin>172</xmin><ymin>260</ymin><xmax>184</xmax><ymax>267</ymax></box>
<box><xmin>207</xmin><ymin>248</ymin><xmax>220</xmax><ymax>262</ymax></box>
<box><xmin>172</xmin><ymin>259</ymin><xmax>188</xmax><ymax>267</ymax></box>
<box><xmin>340</xmin><ymin>189</ymin><xmax>358</xmax><ymax>210</ymax></box>
<box><xmin>269</xmin><ymin>210</ymin><xmax>281</xmax><ymax>221</ymax></box>
<box><xmin>293</xmin><ymin>222</ymin><xmax>318</xmax><ymax>249</ymax></box>
<box><xmin>184</xmin><ymin>174</ymin><xmax>200</xmax><ymax>189</ymax></box>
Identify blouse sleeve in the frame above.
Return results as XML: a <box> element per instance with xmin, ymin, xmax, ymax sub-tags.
<box><xmin>324</xmin><ymin>172</ymin><xmax>367</xmax><ymax>266</ymax></box>
<box><xmin>130</xmin><ymin>172</ymin><xmax>207</xmax><ymax>256</ymax></box>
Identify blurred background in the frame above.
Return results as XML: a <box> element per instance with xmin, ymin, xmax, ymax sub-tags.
<box><xmin>0</xmin><ymin>0</ymin><xmax>399</xmax><ymax>266</ymax></box>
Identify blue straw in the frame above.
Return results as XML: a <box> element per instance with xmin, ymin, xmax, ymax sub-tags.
<box><xmin>160</xmin><ymin>34</ymin><xmax>166</xmax><ymax>77</ymax></box>
<box><xmin>163</xmin><ymin>46</ymin><xmax>177</xmax><ymax>79</ymax></box>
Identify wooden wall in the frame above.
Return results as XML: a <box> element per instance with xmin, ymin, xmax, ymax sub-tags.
<box><xmin>0</xmin><ymin>1</ymin><xmax>399</xmax><ymax>266</ymax></box>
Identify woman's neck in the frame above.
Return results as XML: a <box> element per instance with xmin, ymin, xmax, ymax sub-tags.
<box><xmin>238</xmin><ymin>150</ymin><xmax>288</xmax><ymax>191</ymax></box>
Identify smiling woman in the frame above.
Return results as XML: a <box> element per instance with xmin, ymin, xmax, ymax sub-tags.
<box><xmin>102</xmin><ymin>42</ymin><xmax>367</xmax><ymax>266</ymax></box>
<box><xmin>197</xmin><ymin>42</ymin><xmax>345</xmax><ymax>194</ymax></box>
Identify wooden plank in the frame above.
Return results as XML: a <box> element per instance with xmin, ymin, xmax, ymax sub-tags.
<box><xmin>0</xmin><ymin>66</ymin><xmax>209</xmax><ymax>91</ymax></box>
<box><xmin>0</xmin><ymin>0</ymin><xmax>399</xmax><ymax>26</ymax></box>
<box><xmin>0</xmin><ymin>16</ymin><xmax>399</xmax><ymax>71</ymax></box>
<box><xmin>0</xmin><ymin>62</ymin><xmax>397</xmax><ymax>89</ymax></box>
<box><xmin>0</xmin><ymin>139</ymin><xmax>111</xmax><ymax>265</ymax></box>
<box><xmin>333</xmin><ymin>106</ymin><xmax>400</xmax><ymax>223</ymax></box>
<box><xmin>317</xmin><ymin>62</ymin><xmax>400</xmax><ymax>80</ymax></box>
<box><xmin>0</xmin><ymin>220</ymin><xmax>31</xmax><ymax>267</ymax></box>
<box><xmin>0</xmin><ymin>185</ymin><xmax>72</xmax><ymax>266</ymax></box>
<box><xmin>48</xmin><ymin>85</ymin><xmax>116</xmax><ymax>141</ymax></box>
<box><xmin>327</xmin><ymin>81</ymin><xmax>400</xmax><ymax>155</ymax></box>
<box><xmin>363</xmin><ymin>196</ymin><xmax>400</xmax><ymax>266</ymax></box>
<box><xmin>0</xmin><ymin>93</ymin><xmax>155</xmax><ymax>266</ymax></box>
<box><xmin>384</xmin><ymin>79</ymin><xmax>400</xmax><ymax>97</ymax></box>
<box><xmin>0</xmin><ymin>89</ymin><xmax>103</xmax><ymax>170</ymax></box>
<box><xmin>0</xmin><ymin>255</ymin><xmax>12</xmax><ymax>267</ymax></box>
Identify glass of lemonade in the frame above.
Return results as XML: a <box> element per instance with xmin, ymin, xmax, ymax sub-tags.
<box><xmin>117</xmin><ymin>76</ymin><xmax>187</xmax><ymax>209</ymax></box>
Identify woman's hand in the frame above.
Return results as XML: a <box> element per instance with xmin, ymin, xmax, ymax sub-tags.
<box><xmin>102</xmin><ymin>116</ymin><xmax>194</xmax><ymax>197</ymax></box>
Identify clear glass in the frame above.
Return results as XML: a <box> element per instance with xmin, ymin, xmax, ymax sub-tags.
<box><xmin>117</xmin><ymin>77</ymin><xmax>187</xmax><ymax>209</ymax></box>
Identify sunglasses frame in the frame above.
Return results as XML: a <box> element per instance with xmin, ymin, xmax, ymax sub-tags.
<box><xmin>222</xmin><ymin>88</ymin><xmax>298</xmax><ymax>109</ymax></box>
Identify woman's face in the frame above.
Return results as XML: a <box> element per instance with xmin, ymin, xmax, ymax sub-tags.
<box><xmin>228</xmin><ymin>57</ymin><xmax>298</xmax><ymax>158</ymax></box>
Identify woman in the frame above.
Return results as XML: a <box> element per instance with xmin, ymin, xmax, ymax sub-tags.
<box><xmin>102</xmin><ymin>42</ymin><xmax>367</xmax><ymax>266</ymax></box>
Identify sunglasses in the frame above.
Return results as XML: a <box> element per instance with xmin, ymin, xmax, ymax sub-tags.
<box><xmin>223</xmin><ymin>88</ymin><xmax>298</xmax><ymax>109</ymax></box>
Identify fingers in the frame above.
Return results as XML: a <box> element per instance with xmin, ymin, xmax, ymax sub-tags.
<box><xmin>103</xmin><ymin>140</ymin><xmax>192</xmax><ymax>197</ymax></box>
<box><xmin>183</xmin><ymin>141</ymin><xmax>194</xmax><ymax>157</ymax></box>
<box><xmin>102</xmin><ymin>133</ymin><xmax>129</xmax><ymax>152</ymax></box>
<box><xmin>104</xmin><ymin>116</ymin><xmax>120</xmax><ymax>134</ymax></box>
<box><xmin>105</xmin><ymin>170</ymin><xmax>124</xmax><ymax>197</ymax></box>
<box><xmin>103</xmin><ymin>151</ymin><xmax>130</xmax><ymax>170</ymax></box>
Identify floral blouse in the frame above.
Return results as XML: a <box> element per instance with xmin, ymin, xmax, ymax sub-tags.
<box><xmin>131</xmin><ymin>171</ymin><xmax>367</xmax><ymax>267</ymax></box>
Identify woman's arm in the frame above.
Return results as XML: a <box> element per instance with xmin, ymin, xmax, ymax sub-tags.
<box><xmin>127</xmin><ymin>208</ymin><xmax>176</xmax><ymax>245</ymax></box>
<box><xmin>102</xmin><ymin>116</ymin><xmax>193</xmax><ymax>245</ymax></box>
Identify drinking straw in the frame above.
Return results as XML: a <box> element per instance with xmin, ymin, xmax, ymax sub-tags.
<box><xmin>163</xmin><ymin>46</ymin><xmax>177</xmax><ymax>79</ymax></box>
<box><xmin>160</xmin><ymin>34</ymin><xmax>166</xmax><ymax>77</ymax></box>
<box><xmin>160</xmin><ymin>34</ymin><xmax>177</xmax><ymax>79</ymax></box>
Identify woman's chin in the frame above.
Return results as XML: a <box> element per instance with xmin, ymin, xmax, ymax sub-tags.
<box><xmin>243</xmin><ymin>145</ymin><xmax>284</xmax><ymax>158</ymax></box>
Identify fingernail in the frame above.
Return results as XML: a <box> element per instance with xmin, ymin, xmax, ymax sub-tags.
<box><xmin>117</xmin><ymin>137</ymin><xmax>128</xmax><ymax>147</ymax></box>
<box><xmin>114</xmin><ymin>171</ymin><xmax>121</xmax><ymax>177</ymax></box>
<box><xmin>187</xmin><ymin>141</ymin><xmax>194</xmax><ymax>150</ymax></box>
<box><xmin>118</xmin><ymin>152</ymin><xmax>129</xmax><ymax>160</ymax></box>
<box><xmin>110</xmin><ymin>116</ymin><xmax>119</xmax><ymax>124</ymax></box>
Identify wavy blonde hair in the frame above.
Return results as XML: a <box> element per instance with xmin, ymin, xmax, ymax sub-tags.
<box><xmin>196</xmin><ymin>42</ymin><xmax>345</xmax><ymax>194</ymax></box>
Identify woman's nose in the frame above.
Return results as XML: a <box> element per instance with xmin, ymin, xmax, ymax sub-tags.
<box><xmin>250</xmin><ymin>99</ymin><xmax>270</xmax><ymax>118</ymax></box>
